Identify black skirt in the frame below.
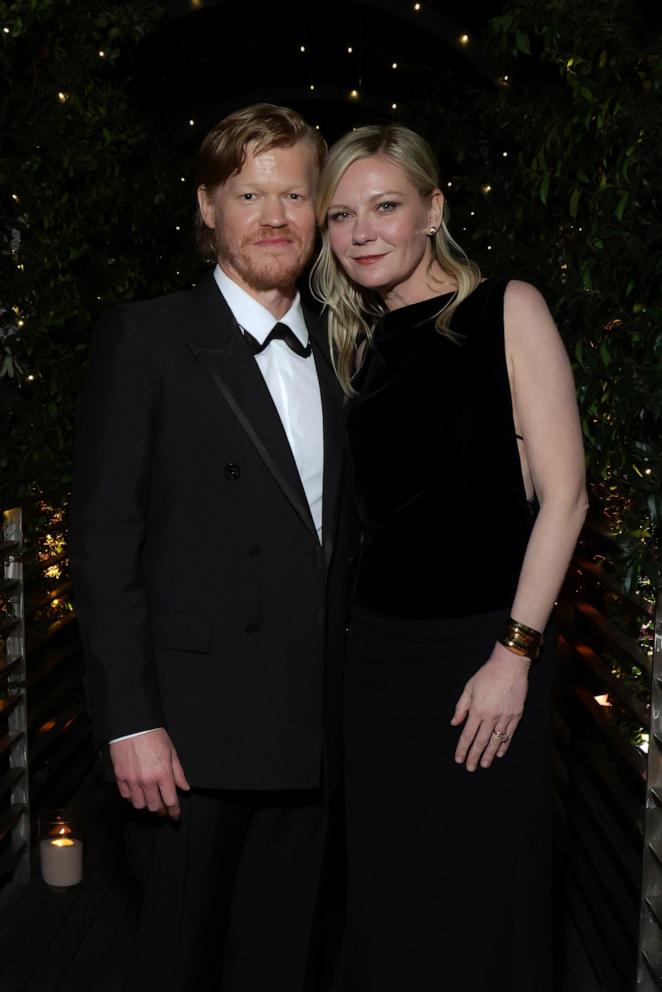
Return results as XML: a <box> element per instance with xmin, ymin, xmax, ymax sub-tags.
<box><xmin>343</xmin><ymin>605</ymin><xmax>554</xmax><ymax>992</ymax></box>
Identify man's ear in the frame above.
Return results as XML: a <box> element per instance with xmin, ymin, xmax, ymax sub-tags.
<box><xmin>197</xmin><ymin>185</ymin><xmax>215</xmax><ymax>229</ymax></box>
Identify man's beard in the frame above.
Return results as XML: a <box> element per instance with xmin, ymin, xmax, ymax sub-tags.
<box><xmin>217</xmin><ymin>227</ymin><xmax>315</xmax><ymax>293</ymax></box>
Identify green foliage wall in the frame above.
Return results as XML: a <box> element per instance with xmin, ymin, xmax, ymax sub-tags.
<box><xmin>416</xmin><ymin>0</ymin><xmax>661</xmax><ymax>593</ymax></box>
<box><xmin>0</xmin><ymin>0</ymin><xmax>197</xmax><ymax>523</ymax></box>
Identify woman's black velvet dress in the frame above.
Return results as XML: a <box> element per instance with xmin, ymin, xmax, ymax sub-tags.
<box><xmin>343</xmin><ymin>278</ymin><xmax>554</xmax><ymax>991</ymax></box>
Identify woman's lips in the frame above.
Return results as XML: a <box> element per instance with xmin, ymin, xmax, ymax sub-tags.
<box><xmin>352</xmin><ymin>254</ymin><xmax>386</xmax><ymax>265</ymax></box>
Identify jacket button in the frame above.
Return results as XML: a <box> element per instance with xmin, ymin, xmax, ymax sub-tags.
<box><xmin>247</xmin><ymin>545</ymin><xmax>261</xmax><ymax>557</ymax></box>
<box><xmin>224</xmin><ymin>463</ymin><xmax>240</xmax><ymax>481</ymax></box>
<box><xmin>245</xmin><ymin>621</ymin><xmax>259</xmax><ymax>633</ymax></box>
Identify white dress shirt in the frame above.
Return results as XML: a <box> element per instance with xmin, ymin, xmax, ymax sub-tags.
<box><xmin>111</xmin><ymin>267</ymin><xmax>324</xmax><ymax>743</ymax></box>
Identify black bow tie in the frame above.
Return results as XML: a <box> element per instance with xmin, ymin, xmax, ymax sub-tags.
<box><xmin>243</xmin><ymin>322</ymin><xmax>312</xmax><ymax>359</ymax></box>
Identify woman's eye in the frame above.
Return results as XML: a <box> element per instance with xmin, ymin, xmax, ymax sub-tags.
<box><xmin>377</xmin><ymin>201</ymin><xmax>399</xmax><ymax>213</ymax></box>
<box><xmin>328</xmin><ymin>211</ymin><xmax>350</xmax><ymax>222</ymax></box>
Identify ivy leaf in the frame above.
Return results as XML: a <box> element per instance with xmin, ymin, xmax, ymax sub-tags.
<box><xmin>539</xmin><ymin>172</ymin><xmax>551</xmax><ymax>204</ymax></box>
<box><xmin>515</xmin><ymin>31</ymin><xmax>531</xmax><ymax>54</ymax></box>
<box><xmin>615</xmin><ymin>192</ymin><xmax>629</xmax><ymax>221</ymax></box>
<box><xmin>569</xmin><ymin>187</ymin><xmax>581</xmax><ymax>218</ymax></box>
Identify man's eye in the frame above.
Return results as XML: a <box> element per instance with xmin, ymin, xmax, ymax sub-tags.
<box><xmin>241</xmin><ymin>193</ymin><xmax>255</xmax><ymax>201</ymax></box>
<box><xmin>289</xmin><ymin>193</ymin><xmax>303</xmax><ymax>200</ymax></box>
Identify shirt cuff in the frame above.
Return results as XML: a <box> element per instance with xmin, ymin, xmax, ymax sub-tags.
<box><xmin>109</xmin><ymin>727</ymin><xmax>163</xmax><ymax>743</ymax></box>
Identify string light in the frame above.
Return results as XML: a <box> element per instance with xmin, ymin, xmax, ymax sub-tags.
<box><xmin>347</xmin><ymin>46</ymin><xmax>353</xmax><ymax>53</ymax></box>
<box><xmin>391</xmin><ymin>103</ymin><xmax>396</xmax><ymax>109</ymax></box>
<box><xmin>180</xmin><ymin>176</ymin><xmax>186</xmax><ymax>182</ymax></box>
<box><xmin>11</xmin><ymin>193</ymin><xmax>19</xmax><ymax>202</ymax></box>
<box><xmin>481</xmin><ymin>184</ymin><xmax>492</xmax><ymax>193</ymax></box>
<box><xmin>459</xmin><ymin>34</ymin><xmax>470</xmax><ymax>45</ymax></box>
<box><xmin>189</xmin><ymin>119</ymin><xmax>195</xmax><ymax>126</ymax></box>
<box><xmin>175</xmin><ymin>225</ymin><xmax>181</xmax><ymax>231</ymax></box>
<box><xmin>27</xmin><ymin>375</ymin><xmax>35</xmax><ymax>382</ymax></box>
<box><xmin>57</xmin><ymin>91</ymin><xmax>69</xmax><ymax>103</ymax></box>
<box><xmin>413</xmin><ymin>3</ymin><xmax>421</xmax><ymax>10</ymax></box>
<box><xmin>309</xmin><ymin>83</ymin><xmax>315</xmax><ymax>91</ymax></box>
<box><xmin>17</xmin><ymin>319</ymin><xmax>25</xmax><ymax>328</ymax></box>
<box><xmin>3</xmin><ymin>27</ymin><xmax>9</xmax><ymax>34</ymax></box>
<box><xmin>300</xmin><ymin>45</ymin><xmax>305</xmax><ymax>52</ymax></box>
<box><xmin>502</xmin><ymin>151</ymin><xmax>508</xmax><ymax>157</ymax></box>
<box><xmin>98</xmin><ymin>50</ymin><xmax>105</xmax><ymax>57</ymax></box>
<box><xmin>447</xmin><ymin>181</ymin><xmax>452</xmax><ymax>187</ymax></box>
<box><xmin>392</xmin><ymin>62</ymin><xmax>398</xmax><ymax>69</ymax></box>
<box><xmin>350</xmin><ymin>89</ymin><xmax>359</xmax><ymax>99</ymax></box>
<box><xmin>315</xmin><ymin>124</ymin><xmax>320</xmax><ymax>129</ymax></box>
<box><xmin>470</xmin><ymin>211</ymin><xmax>475</xmax><ymax>216</ymax></box>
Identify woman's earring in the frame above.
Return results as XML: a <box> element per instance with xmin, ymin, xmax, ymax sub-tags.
<box><xmin>427</xmin><ymin>226</ymin><xmax>438</xmax><ymax>236</ymax></box>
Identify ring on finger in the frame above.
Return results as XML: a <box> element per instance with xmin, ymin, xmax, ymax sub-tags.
<box><xmin>492</xmin><ymin>729</ymin><xmax>510</xmax><ymax>743</ymax></box>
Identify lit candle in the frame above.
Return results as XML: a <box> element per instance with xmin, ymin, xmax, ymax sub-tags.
<box><xmin>40</xmin><ymin>835</ymin><xmax>84</xmax><ymax>887</ymax></box>
<box><xmin>39</xmin><ymin>813</ymin><xmax>84</xmax><ymax>888</ymax></box>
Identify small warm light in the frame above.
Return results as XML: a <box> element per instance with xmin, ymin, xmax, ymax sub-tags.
<box><xmin>57</xmin><ymin>91</ymin><xmax>69</xmax><ymax>103</ymax></box>
<box><xmin>191</xmin><ymin>0</ymin><xmax>204</xmax><ymax>7</ymax></box>
<box><xmin>98</xmin><ymin>49</ymin><xmax>105</xmax><ymax>57</ymax></box>
<box><xmin>470</xmin><ymin>211</ymin><xmax>475</xmax><ymax>216</ymax></box>
<box><xmin>502</xmin><ymin>151</ymin><xmax>508</xmax><ymax>157</ymax></box>
<box><xmin>459</xmin><ymin>34</ymin><xmax>470</xmax><ymax>45</ymax></box>
<box><xmin>17</xmin><ymin>263</ymin><xmax>24</xmax><ymax>271</ymax></box>
<box><xmin>17</xmin><ymin>319</ymin><xmax>25</xmax><ymax>328</ymax></box>
<box><xmin>503</xmin><ymin>75</ymin><xmax>509</xmax><ymax>81</ymax></box>
<box><xmin>39</xmin><ymin>719</ymin><xmax>56</xmax><ymax>734</ymax></box>
<box><xmin>27</xmin><ymin>374</ymin><xmax>35</xmax><ymax>382</ymax></box>
<box><xmin>309</xmin><ymin>83</ymin><xmax>315</xmax><ymax>90</ymax></box>
<box><xmin>189</xmin><ymin>119</ymin><xmax>195</xmax><ymax>126</ymax></box>
<box><xmin>481</xmin><ymin>184</ymin><xmax>492</xmax><ymax>193</ymax></box>
<box><xmin>315</xmin><ymin>124</ymin><xmax>320</xmax><ymax>129</ymax></box>
<box><xmin>391</xmin><ymin>103</ymin><xmax>397</xmax><ymax>109</ymax></box>
<box><xmin>350</xmin><ymin>89</ymin><xmax>359</xmax><ymax>99</ymax></box>
<box><xmin>300</xmin><ymin>45</ymin><xmax>305</xmax><ymax>52</ymax></box>
<box><xmin>487</xmin><ymin>245</ymin><xmax>492</xmax><ymax>250</ymax></box>
<box><xmin>51</xmin><ymin>838</ymin><xmax>75</xmax><ymax>848</ymax></box>
<box><xmin>645</xmin><ymin>468</ymin><xmax>652</xmax><ymax>475</ymax></box>
<box><xmin>51</xmin><ymin>598</ymin><xmax>60</xmax><ymax>608</ymax></box>
<box><xmin>3</xmin><ymin>27</ymin><xmax>10</xmax><ymax>34</ymax></box>
<box><xmin>175</xmin><ymin>225</ymin><xmax>181</xmax><ymax>231</ymax></box>
<box><xmin>447</xmin><ymin>181</ymin><xmax>452</xmax><ymax>187</ymax></box>
<box><xmin>594</xmin><ymin>693</ymin><xmax>612</xmax><ymax>707</ymax></box>
<box><xmin>11</xmin><ymin>193</ymin><xmax>19</xmax><ymax>202</ymax></box>
<box><xmin>413</xmin><ymin>3</ymin><xmax>421</xmax><ymax>9</ymax></box>
<box><xmin>347</xmin><ymin>46</ymin><xmax>353</xmax><ymax>53</ymax></box>
<box><xmin>392</xmin><ymin>62</ymin><xmax>398</xmax><ymax>69</ymax></box>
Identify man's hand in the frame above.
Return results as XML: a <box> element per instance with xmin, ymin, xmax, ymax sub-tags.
<box><xmin>110</xmin><ymin>728</ymin><xmax>190</xmax><ymax>818</ymax></box>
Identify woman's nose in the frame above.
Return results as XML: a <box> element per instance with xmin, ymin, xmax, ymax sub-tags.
<box><xmin>352</xmin><ymin>217</ymin><xmax>376</xmax><ymax>245</ymax></box>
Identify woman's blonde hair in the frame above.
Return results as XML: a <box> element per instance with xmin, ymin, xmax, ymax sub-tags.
<box><xmin>310</xmin><ymin>124</ymin><xmax>481</xmax><ymax>395</ymax></box>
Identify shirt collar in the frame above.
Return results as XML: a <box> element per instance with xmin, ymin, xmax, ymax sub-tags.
<box><xmin>213</xmin><ymin>265</ymin><xmax>309</xmax><ymax>348</ymax></box>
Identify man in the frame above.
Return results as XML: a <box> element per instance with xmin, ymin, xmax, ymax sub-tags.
<box><xmin>70</xmin><ymin>104</ymin><xmax>353</xmax><ymax>991</ymax></box>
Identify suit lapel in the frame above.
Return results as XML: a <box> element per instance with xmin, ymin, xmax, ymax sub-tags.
<box><xmin>187</xmin><ymin>274</ymin><xmax>317</xmax><ymax>539</ymax></box>
<box><xmin>306</xmin><ymin>307</ymin><xmax>345</xmax><ymax>571</ymax></box>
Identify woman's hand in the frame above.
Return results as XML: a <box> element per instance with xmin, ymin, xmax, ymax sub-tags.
<box><xmin>450</xmin><ymin>642</ymin><xmax>530</xmax><ymax>771</ymax></box>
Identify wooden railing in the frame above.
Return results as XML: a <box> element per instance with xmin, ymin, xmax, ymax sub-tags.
<box><xmin>0</xmin><ymin>508</ymin><xmax>29</xmax><ymax>884</ymax></box>
<box><xmin>555</xmin><ymin>528</ymin><xmax>660</xmax><ymax>990</ymax></box>
<box><xmin>0</xmin><ymin>506</ymin><xmax>94</xmax><ymax>892</ymax></box>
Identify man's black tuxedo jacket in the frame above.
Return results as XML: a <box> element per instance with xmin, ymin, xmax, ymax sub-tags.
<box><xmin>69</xmin><ymin>271</ymin><xmax>355</xmax><ymax>794</ymax></box>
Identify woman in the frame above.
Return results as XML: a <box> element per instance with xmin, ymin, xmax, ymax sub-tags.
<box><xmin>311</xmin><ymin>125</ymin><xmax>587</xmax><ymax>991</ymax></box>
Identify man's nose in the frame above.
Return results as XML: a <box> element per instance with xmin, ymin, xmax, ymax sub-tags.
<box><xmin>259</xmin><ymin>196</ymin><xmax>287</xmax><ymax>226</ymax></box>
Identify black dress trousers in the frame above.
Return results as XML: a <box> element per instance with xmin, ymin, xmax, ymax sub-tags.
<box><xmin>124</xmin><ymin>788</ymin><xmax>329</xmax><ymax>992</ymax></box>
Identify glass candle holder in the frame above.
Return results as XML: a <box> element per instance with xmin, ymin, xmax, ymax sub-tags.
<box><xmin>39</xmin><ymin>809</ymin><xmax>84</xmax><ymax>889</ymax></box>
